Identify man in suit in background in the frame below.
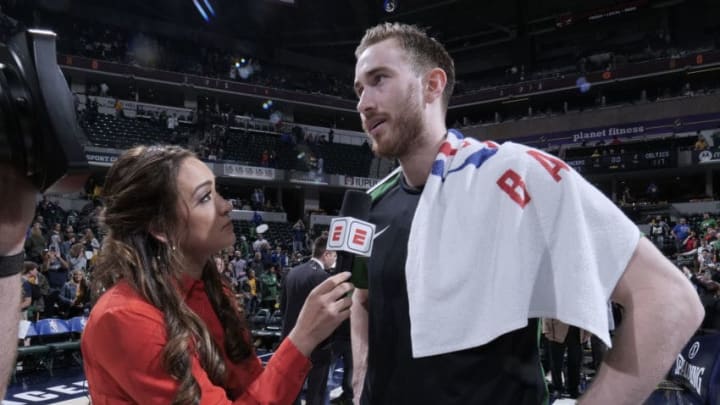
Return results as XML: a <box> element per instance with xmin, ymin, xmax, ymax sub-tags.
<box><xmin>281</xmin><ymin>233</ymin><xmax>337</xmax><ymax>405</ymax></box>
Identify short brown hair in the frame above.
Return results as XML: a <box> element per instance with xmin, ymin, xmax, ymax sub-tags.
<box><xmin>23</xmin><ymin>261</ymin><xmax>38</xmax><ymax>275</ymax></box>
<box><xmin>355</xmin><ymin>22</ymin><xmax>455</xmax><ymax>111</ymax></box>
<box><xmin>312</xmin><ymin>234</ymin><xmax>329</xmax><ymax>259</ymax></box>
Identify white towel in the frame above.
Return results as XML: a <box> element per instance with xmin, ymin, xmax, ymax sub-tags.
<box><xmin>405</xmin><ymin>129</ymin><xmax>640</xmax><ymax>358</ymax></box>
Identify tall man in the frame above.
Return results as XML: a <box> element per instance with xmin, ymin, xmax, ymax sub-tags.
<box><xmin>281</xmin><ymin>234</ymin><xmax>338</xmax><ymax>405</ymax></box>
<box><xmin>350</xmin><ymin>23</ymin><xmax>703</xmax><ymax>405</ymax></box>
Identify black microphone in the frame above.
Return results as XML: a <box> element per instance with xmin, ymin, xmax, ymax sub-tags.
<box><xmin>327</xmin><ymin>190</ymin><xmax>374</xmax><ymax>288</ymax></box>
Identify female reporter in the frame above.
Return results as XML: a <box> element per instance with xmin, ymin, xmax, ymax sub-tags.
<box><xmin>81</xmin><ymin>145</ymin><xmax>353</xmax><ymax>404</ymax></box>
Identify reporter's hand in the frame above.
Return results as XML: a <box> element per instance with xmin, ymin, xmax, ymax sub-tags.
<box><xmin>0</xmin><ymin>164</ymin><xmax>37</xmax><ymax>255</ymax></box>
<box><xmin>288</xmin><ymin>272</ymin><xmax>353</xmax><ymax>357</ymax></box>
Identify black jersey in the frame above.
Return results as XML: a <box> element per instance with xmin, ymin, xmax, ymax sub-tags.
<box><xmin>361</xmin><ymin>172</ymin><xmax>548</xmax><ymax>405</ymax></box>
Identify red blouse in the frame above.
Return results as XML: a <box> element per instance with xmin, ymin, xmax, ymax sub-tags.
<box><xmin>81</xmin><ymin>277</ymin><xmax>311</xmax><ymax>404</ymax></box>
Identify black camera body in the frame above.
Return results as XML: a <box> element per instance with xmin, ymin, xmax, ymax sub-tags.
<box><xmin>0</xmin><ymin>29</ymin><xmax>88</xmax><ymax>193</ymax></box>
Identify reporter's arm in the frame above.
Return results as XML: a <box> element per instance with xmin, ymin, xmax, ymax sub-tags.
<box><xmin>351</xmin><ymin>288</ymin><xmax>369</xmax><ymax>405</ymax></box>
<box><xmin>580</xmin><ymin>238</ymin><xmax>704</xmax><ymax>405</ymax></box>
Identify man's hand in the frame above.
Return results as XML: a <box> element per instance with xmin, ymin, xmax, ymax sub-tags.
<box><xmin>0</xmin><ymin>163</ymin><xmax>37</xmax><ymax>255</ymax></box>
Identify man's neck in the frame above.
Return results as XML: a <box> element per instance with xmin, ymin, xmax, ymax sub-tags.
<box><xmin>310</xmin><ymin>257</ymin><xmax>326</xmax><ymax>270</ymax></box>
<box><xmin>399</xmin><ymin>126</ymin><xmax>448</xmax><ymax>188</ymax></box>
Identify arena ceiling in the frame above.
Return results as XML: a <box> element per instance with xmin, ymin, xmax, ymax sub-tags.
<box><xmin>33</xmin><ymin>0</ymin><xmax>690</xmax><ymax>69</ymax></box>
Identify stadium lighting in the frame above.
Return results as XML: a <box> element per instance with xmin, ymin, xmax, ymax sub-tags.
<box><xmin>193</xmin><ymin>0</ymin><xmax>210</xmax><ymax>22</ymax></box>
<box><xmin>203</xmin><ymin>0</ymin><xmax>216</xmax><ymax>16</ymax></box>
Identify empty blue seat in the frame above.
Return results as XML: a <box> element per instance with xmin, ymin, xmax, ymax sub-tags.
<box><xmin>25</xmin><ymin>322</ymin><xmax>38</xmax><ymax>337</ymax></box>
<box><xmin>67</xmin><ymin>316</ymin><xmax>88</xmax><ymax>333</ymax></box>
<box><xmin>35</xmin><ymin>318</ymin><xmax>70</xmax><ymax>336</ymax></box>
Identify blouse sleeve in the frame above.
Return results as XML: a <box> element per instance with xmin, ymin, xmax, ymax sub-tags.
<box><xmin>227</xmin><ymin>338</ymin><xmax>312</xmax><ymax>404</ymax></box>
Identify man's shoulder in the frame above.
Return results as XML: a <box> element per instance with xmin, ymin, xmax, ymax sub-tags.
<box><xmin>298</xmin><ymin>259</ymin><xmax>324</xmax><ymax>271</ymax></box>
<box><xmin>289</xmin><ymin>260</ymin><xmax>325</xmax><ymax>278</ymax></box>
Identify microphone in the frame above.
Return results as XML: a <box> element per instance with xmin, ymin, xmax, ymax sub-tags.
<box><xmin>327</xmin><ymin>190</ymin><xmax>374</xmax><ymax>288</ymax></box>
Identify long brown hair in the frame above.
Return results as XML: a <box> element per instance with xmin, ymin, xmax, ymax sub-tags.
<box><xmin>92</xmin><ymin>145</ymin><xmax>251</xmax><ymax>404</ymax></box>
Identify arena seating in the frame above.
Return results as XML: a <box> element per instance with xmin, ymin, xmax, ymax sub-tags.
<box><xmin>232</xmin><ymin>220</ymin><xmax>294</xmax><ymax>250</ymax></box>
<box><xmin>14</xmin><ymin>317</ymin><xmax>87</xmax><ymax>380</ymax></box>
<box><xmin>81</xmin><ymin>114</ymin><xmax>177</xmax><ymax>149</ymax></box>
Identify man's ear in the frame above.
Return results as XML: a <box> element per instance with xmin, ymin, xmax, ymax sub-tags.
<box><xmin>423</xmin><ymin>67</ymin><xmax>447</xmax><ymax>105</ymax></box>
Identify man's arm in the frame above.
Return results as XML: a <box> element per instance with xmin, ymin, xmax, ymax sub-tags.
<box><xmin>0</xmin><ymin>164</ymin><xmax>37</xmax><ymax>398</ymax></box>
<box><xmin>580</xmin><ymin>237</ymin><xmax>704</xmax><ymax>405</ymax></box>
<box><xmin>351</xmin><ymin>288</ymin><xmax>369</xmax><ymax>405</ymax></box>
<box><xmin>0</xmin><ymin>274</ymin><xmax>21</xmax><ymax>396</ymax></box>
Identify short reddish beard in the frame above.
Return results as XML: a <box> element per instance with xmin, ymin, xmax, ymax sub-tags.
<box><xmin>368</xmin><ymin>81</ymin><xmax>425</xmax><ymax>160</ymax></box>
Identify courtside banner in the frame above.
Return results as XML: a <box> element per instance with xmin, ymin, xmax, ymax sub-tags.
<box><xmin>223</xmin><ymin>164</ymin><xmax>276</xmax><ymax>180</ymax></box>
<box><xmin>511</xmin><ymin>113</ymin><xmax>720</xmax><ymax>148</ymax></box>
<box><xmin>289</xmin><ymin>171</ymin><xmax>329</xmax><ymax>185</ymax></box>
<box><xmin>85</xmin><ymin>148</ymin><xmax>120</xmax><ymax>167</ymax></box>
<box><xmin>340</xmin><ymin>175</ymin><xmax>380</xmax><ymax>189</ymax></box>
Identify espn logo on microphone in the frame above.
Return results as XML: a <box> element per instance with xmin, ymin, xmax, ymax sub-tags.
<box><xmin>326</xmin><ymin>217</ymin><xmax>375</xmax><ymax>257</ymax></box>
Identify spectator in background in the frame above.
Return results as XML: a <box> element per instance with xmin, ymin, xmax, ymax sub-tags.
<box><xmin>253</xmin><ymin>235</ymin><xmax>269</xmax><ymax>255</ymax></box>
<box><xmin>543</xmin><ymin>319</ymin><xmax>588</xmax><ymax>399</ymax></box>
<box><xmin>672</xmin><ymin>218</ymin><xmax>691</xmax><ymax>253</ymax></box>
<box><xmin>317</xmin><ymin>155</ymin><xmax>324</xmax><ymax>175</ymax></box>
<box><xmin>242</xmin><ymin>269</ymin><xmax>260</xmax><ymax>315</ymax></box>
<box><xmin>683</xmin><ymin>231</ymin><xmax>699</xmax><ymax>253</ymax></box>
<box><xmin>252</xmin><ymin>188</ymin><xmax>265</xmax><ymax>211</ymax></box>
<box><xmin>704</xmin><ymin>227</ymin><xmax>717</xmax><ymax>243</ymax></box>
<box><xmin>43</xmin><ymin>246</ymin><xmax>69</xmax><ymax>317</ymax></box>
<box><xmin>25</xmin><ymin>222</ymin><xmax>46</xmax><ymax>263</ymax></box>
<box><xmin>114</xmin><ymin>98</ymin><xmax>124</xmax><ymax>118</ymax></box>
<box><xmin>292</xmin><ymin>220</ymin><xmax>306</xmax><ymax>254</ymax></box>
<box><xmin>59</xmin><ymin>269</ymin><xmax>89</xmax><ymax>318</ymax></box>
<box><xmin>681</xmin><ymin>266</ymin><xmax>720</xmax><ymax>330</ymax></box>
<box><xmin>271</xmin><ymin>246</ymin><xmax>288</xmax><ymax>268</ymax></box>
<box><xmin>22</xmin><ymin>261</ymin><xmax>49</xmax><ymax>321</ymax></box>
<box><xmin>281</xmin><ymin>234</ymin><xmax>337</xmax><ymax>405</ymax></box>
<box><xmin>214</xmin><ymin>255</ymin><xmax>236</xmax><ymax>289</ymax></box>
<box><xmin>701</xmin><ymin>213</ymin><xmax>717</xmax><ymax>232</ymax></box>
<box><xmin>60</xmin><ymin>231</ymin><xmax>77</xmax><ymax>261</ymax></box>
<box><xmin>83</xmin><ymin>228</ymin><xmax>100</xmax><ymax>254</ymax></box>
<box><xmin>260</xmin><ymin>265</ymin><xmax>280</xmax><ymax>310</ymax></box>
<box><xmin>238</xmin><ymin>235</ymin><xmax>251</xmax><ymax>258</ymax></box>
<box><xmin>249</xmin><ymin>251</ymin><xmax>265</xmax><ymax>277</ymax></box>
<box><xmin>20</xmin><ymin>266</ymin><xmax>34</xmax><ymax>321</ymax></box>
<box><xmin>649</xmin><ymin>216</ymin><xmax>668</xmax><ymax>250</ymax></box>
<box><xmin>68</xmin><ymin>243</ymin><xmax>88</xmax><ymax>272</ymax></box>
<box><xmin>646</xmin><ymin>181</ymin><xmax>659</xmax><ymax>202</ymax></box>
<box><xmin>694</xmin><ymin>135</ymin><xmax>708</xmax><ymax>151</ymax></box>
<box><xmin>230</xmin><ymin>250</ymin><xmax>247</xmax><ymax>281</ymax></box>
<box><xmin>48</xmin><ymin>223</ymin><xmax>62</xmax><ymax>253</ymax></box>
